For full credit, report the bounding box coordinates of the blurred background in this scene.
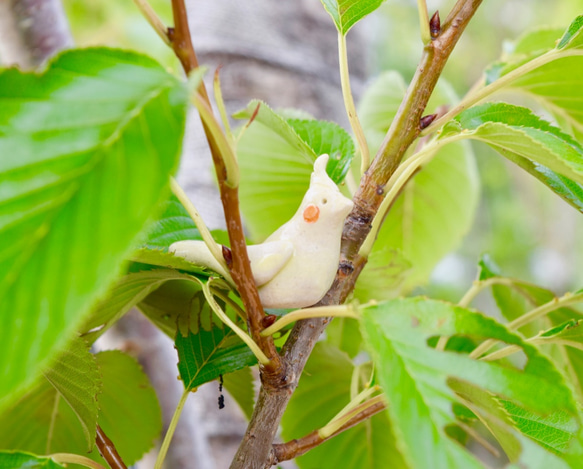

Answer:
[1,0,581,467]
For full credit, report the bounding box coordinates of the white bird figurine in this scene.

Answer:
[169,154,354,309]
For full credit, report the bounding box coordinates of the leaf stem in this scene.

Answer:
[205,282,270,365]
[155,389,190,469]
[319,394,385,439]
[338,32,369,174]
[191,93,239,188]
[50,454,107,469]
[470,291,583,359]
[214,68,234,145]
[170,178,234,284]
[417,0,431,45]
[260,304,360,337]
[422,48,583,136]
[319,385,381,439]
[132,0,171,46]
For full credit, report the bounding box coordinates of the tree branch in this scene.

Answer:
[231,1,484,467]
[169,0,281,373]
[270,399,386,464]
[96,425,127,469]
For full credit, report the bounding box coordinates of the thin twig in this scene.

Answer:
[96,425,127,469]
[270,399,387,464]
[169,0,281,373]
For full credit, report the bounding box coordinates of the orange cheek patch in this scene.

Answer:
[303,204,320,223]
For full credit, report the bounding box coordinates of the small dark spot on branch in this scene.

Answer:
[167,27,175,42]
[222,245,233,268]
[430,11,441,39]
[420,113,438,130]
[376,185,384,195]
[338,262,354,276]
[262,314,277,329]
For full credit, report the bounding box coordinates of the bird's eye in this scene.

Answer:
[322,198,328,205]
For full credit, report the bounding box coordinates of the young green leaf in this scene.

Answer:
[282,343,407,469]
[235,101,354,241]
[0,47,187,404]
[319,0,386,35]
[557,15,583,50]
[356,72,479,293]
[361,298,581,468]
[0,452,66,469]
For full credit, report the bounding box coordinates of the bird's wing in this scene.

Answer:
[248,240,294,286]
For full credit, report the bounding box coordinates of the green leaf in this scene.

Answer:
[0,344,99,458]
[485,18,583,139]
[477,256,583,403]
[0,452,66,469]
[95,351,162,466]
[557,16,583,50]
[446,103,583,187]
[356,72,479,293]
[361,298,580,468]
[287,119,355,183]
[176,329,257,391]
[222,367,255,420]
[235,100,352,241]
[43,337,100,451]
[501,400,579,454]
[0,47,187,403]
[0,350,160,467]
[282,343,407,469]
[175,303,257,390]
[138,277,206,337]
[320,0,386,35]
[80,269,201,343]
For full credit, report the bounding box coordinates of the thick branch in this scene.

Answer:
[231,1,483,467]
[170,0,281,372]
[96,425,127,469]
[270,400,386,464]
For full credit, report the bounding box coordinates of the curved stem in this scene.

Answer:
[422,49,583,136]
[338,32,369,174]
[319,385,381,439]
[170,178,234,284]
[470,291,583,359]
[132,0,171,46]
[155,389,190,469]
[50,454,107,469]
[318,395,385,439]
[459,277,517,308]
[260,304,360,337]
[204,282,270,365]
